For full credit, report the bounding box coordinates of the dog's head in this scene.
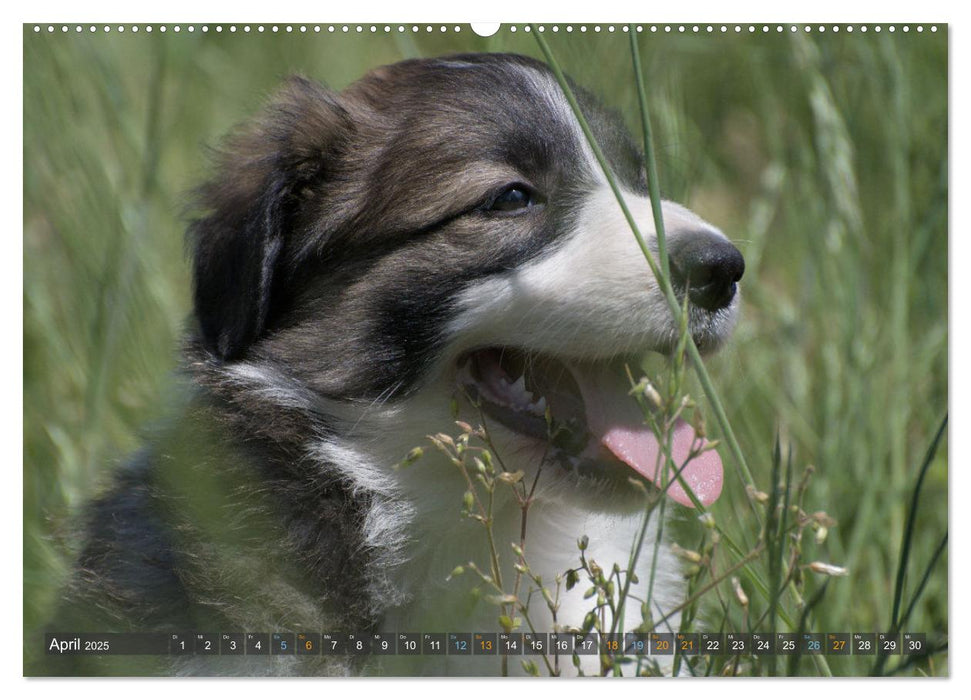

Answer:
[189,53,743,507]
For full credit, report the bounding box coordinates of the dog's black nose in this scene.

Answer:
[668,232,745,311]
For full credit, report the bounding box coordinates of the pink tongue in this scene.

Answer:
[571,364,723,508]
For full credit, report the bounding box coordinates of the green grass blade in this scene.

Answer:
[889,414,947,631]
[899,532,948,632]
[628,29,671,284]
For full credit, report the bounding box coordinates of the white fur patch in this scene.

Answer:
[450,186,738,359]
[324,364,689,675]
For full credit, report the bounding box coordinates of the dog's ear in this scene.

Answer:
[189,76,351,360]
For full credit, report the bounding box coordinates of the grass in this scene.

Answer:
[23,25,947,676]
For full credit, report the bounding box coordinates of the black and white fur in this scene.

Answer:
[47,53,743,676]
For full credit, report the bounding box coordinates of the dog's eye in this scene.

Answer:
[489,185,540,212]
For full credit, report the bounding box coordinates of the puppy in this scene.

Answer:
[47,53,743,676]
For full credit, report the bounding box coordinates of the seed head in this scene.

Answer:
[808,561,848,577]
[732,576,749,607]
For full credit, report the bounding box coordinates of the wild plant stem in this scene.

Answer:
[629,27,671,285]
[765,435,790,676]
[517,606,557,676]
[649,545,763,631]
[899,532,947,634]
[890,414,947,631]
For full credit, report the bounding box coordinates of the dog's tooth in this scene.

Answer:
[511,376,527,396]
[525,396,547,415]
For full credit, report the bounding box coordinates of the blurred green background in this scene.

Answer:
[24,24,947,675]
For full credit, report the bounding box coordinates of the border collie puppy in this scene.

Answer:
[51,53,743,676]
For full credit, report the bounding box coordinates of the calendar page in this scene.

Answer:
[23,20,948,679]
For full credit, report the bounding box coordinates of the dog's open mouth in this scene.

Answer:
[457,348,723,507]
